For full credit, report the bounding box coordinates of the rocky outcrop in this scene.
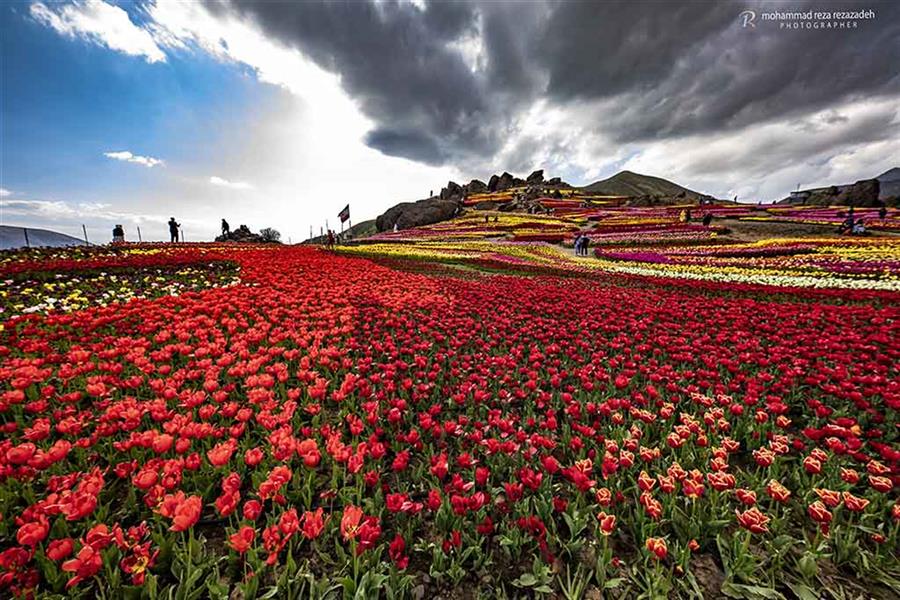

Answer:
[376,198,461,232]
[375,170,573,231]
[497,172,524,191]
[876,167,899,202]
[467,179,487,194]
[440,181,463,200]
[486,172,527,192]
[216,224,281,244]
[783,179,881,207]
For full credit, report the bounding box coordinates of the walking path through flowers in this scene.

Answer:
[0,243,898,598]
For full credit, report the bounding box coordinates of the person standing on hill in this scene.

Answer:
[221,219,230,236]
[326,230,335,250]
[168,217,180,243]
[112,224,125,243]
[702,213,713,227]
[879,205,888,222]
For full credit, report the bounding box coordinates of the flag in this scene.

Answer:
[338,204,350,223]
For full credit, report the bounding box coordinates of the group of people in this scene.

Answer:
[836,206,893,235]
[837,207,868,235]
[111,219,177,243]
[573,233,591,256]
[112,218,182,243]
[678,209,714,227]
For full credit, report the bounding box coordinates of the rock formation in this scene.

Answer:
[526,170,544,185]
[375,198,461,232]
[467,179,488,194]
[440,181,463,200]
[215,224,280,244]
[375,169,573,231]
[783,179,881,207]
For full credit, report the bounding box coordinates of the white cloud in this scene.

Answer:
[0,188,11,197]
[446,13,486,75]
[139,1,457,240]
[104,150,164,168]
[618,97,900,201]
[23,1,458,241]
[0,196,204,242]
[30,0,167,63]
[1,197,164,223]
[476,92,900,202]
[210,176,253,190]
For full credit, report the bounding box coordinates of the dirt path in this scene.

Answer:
[716,218,899,242]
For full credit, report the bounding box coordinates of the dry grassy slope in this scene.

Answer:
[581,170,707,199]
[303,219,377,244]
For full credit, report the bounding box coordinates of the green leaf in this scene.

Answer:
[516,573,537,587]
[784,580,819,600]
[721,582,785,600]
[604,577,624,589]
[257,586,281,599]
[797,553,818,579]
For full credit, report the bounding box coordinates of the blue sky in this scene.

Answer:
[3,4,267,200]
[1,1,897,242]
[0,1,455,241]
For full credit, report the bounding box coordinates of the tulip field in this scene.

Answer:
[1,239,899,599]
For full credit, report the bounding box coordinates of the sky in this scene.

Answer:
[1,0,898,242]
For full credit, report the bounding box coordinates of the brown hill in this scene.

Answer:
[581,170,708,200]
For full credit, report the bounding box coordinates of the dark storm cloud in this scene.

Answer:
[213,0,499,164]
[535,2,737,100]
[593,0,900,142]
[213,0,900,165]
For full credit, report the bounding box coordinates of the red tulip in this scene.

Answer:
[736,507,770,534]
[645,537,667,560]
[807,501,832,524]
[47,538,74,561]
[301,507,326,540]
[340,505,364,540]
[228,526,256,554]
[389,534,409,569]
[735,489,757,506]
[766,480,791,503]
[597,511,616,536]
[62,545,103,588]
[842,492,869,512]
[170,495,202,532]
[16,519,49,547]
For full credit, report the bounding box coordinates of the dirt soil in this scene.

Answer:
[716,218,843,242]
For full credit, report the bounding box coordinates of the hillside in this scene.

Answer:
[303,219,377,244]
[581,170,707,199]
[0,225,89,250]
[877,167,900,200]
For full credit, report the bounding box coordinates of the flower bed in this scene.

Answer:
[1,261,240,319]
[0,244,898,599]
